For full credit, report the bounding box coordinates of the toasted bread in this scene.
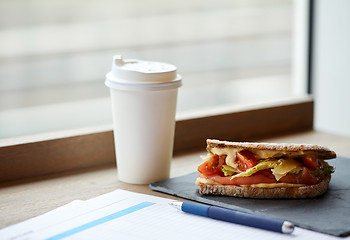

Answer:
[206,139,337,159]
[198,175,331,199]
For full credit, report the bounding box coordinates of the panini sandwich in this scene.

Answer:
[196,139,336,198]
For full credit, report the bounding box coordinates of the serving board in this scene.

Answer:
[150,157,350,237]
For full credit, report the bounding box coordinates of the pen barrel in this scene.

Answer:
[181,201,209,217]
[208,206,284,233]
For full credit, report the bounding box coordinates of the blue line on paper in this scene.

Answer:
[45,201,155,240]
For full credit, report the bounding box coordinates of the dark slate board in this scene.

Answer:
[150,157,350,237]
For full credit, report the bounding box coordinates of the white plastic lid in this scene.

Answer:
[105,55,182,91]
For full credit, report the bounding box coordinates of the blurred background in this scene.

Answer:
[0,0,349,139]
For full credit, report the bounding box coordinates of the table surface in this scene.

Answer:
[1,130,350,229]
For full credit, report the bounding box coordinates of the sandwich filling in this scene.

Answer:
[196,148,335,187]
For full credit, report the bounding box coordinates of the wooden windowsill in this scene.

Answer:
[1,94,350,229]
[0,96,315,183]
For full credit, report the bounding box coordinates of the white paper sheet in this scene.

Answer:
[0,189,345,240]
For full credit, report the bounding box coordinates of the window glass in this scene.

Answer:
[0,0,295,139]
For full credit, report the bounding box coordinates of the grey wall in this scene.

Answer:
[313,0,350,137]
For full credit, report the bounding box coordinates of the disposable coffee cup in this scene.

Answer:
[105,55,182,184]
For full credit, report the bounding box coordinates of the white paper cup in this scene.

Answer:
[105,55,182,184]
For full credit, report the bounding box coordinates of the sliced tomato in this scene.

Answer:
[258,169,276,179]
[235,150,257,171]
[302,156,323,170]
[279,167,319,185]
[199,173,277,185]
[199,167,320,186]
[197,154,225,176]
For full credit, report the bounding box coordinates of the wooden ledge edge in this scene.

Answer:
[174,96,314,152]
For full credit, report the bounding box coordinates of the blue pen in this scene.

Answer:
[169,201,294,234]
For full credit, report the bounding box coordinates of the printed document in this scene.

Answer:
[0,189,344,240]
